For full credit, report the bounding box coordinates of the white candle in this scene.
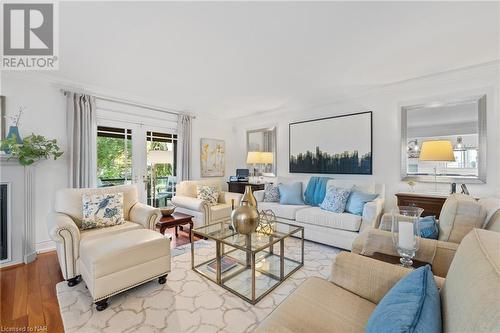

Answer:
[399,221,414,250]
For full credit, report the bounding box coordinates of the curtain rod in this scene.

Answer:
[60,89,195,119]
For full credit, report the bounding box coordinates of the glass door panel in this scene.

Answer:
[97,126,133,187]
[146,130,178,207]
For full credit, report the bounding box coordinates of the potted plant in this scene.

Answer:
[1,133,63,166]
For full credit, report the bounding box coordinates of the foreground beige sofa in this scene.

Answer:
[256,228,500,333]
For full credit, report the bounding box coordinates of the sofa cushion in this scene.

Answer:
[210,203,231,221]
[79,229,169,279]
[258,202,310,220]
[177,179,222,198]
[263,183,280,202]
[441,229,500,332]
[365,265,441,333]
[81,192,125,230]
[279,182,305,205]
[80,221,143,241]
[296,207,362,231]
[319,186,351,213]
[55,185,138,227]
[255,277,375,333]
[196,185,219,205]
[345,189,378,216]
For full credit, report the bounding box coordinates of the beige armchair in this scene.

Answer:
[256,229,500,333]
[47,185,161,285]
[172,179,242,227]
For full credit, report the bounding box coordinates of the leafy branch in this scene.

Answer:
[1,134,64,166]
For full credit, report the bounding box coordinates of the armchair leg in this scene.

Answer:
[95,298,108,311]
[158,274,168,284]
[67,275,81,287]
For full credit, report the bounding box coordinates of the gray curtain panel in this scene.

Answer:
[66,93,97,188]
[178,114,192,181]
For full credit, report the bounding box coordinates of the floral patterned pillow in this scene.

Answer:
[319,186,351,213]
[263,183,280,202]
[196,185,219,205]
[81,193,125,230]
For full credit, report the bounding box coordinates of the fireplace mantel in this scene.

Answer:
[0,155,37,266]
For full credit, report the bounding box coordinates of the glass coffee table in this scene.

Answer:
[191,220,304,304]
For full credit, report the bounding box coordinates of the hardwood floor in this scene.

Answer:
[0,226,196,333]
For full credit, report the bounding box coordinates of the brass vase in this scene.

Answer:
[231,201,259,235]
[240,185,257,209]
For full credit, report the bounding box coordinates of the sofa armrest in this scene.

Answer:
[46,212,80,280]
[129,202,161,229]
[352,229,459,278]
[360,197,385,231]
[330,252,412,304]
[219,191,243,205]
[254,190,265,202]
[172,195,208,212]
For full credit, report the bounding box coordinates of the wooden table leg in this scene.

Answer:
[159,226,166,235]
[175,226,179,237]
[189,221,193,243]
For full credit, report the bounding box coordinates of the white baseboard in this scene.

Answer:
[36,240,56,253]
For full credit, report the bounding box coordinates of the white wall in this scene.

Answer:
[190,114,235,189]
[231,62,500,209]
[0,72,234,250]
[1,72,68,252]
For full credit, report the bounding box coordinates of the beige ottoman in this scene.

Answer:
[78,229,171,311]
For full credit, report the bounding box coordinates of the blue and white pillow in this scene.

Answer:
[319,186,351,213]
[420,216,439,239]
[263,183,280,202]
[82,193,124,230]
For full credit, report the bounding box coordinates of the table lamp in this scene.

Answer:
[148,150,173,207]
[246,151,262,176]
[419,140,455,192]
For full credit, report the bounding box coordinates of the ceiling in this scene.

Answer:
[42,1,500,118]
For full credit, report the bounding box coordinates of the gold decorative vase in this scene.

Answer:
[240,185,257,208]
[231,201,259,235]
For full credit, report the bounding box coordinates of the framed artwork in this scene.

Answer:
[200,138,225,177]
[289,111,372,174]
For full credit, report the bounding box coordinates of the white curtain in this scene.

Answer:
[66,93,97,188]
[178,114,192,181]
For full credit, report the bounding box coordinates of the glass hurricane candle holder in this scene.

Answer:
[391,206,423,268]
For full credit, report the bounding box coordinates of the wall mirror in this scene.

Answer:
[246,126,277,176]
[401,94,486,183]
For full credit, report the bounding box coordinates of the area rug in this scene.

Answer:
[56,239,340,333]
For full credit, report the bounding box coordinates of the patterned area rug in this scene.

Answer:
[56,239,340,333]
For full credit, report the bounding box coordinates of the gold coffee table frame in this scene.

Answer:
[191,220,304,304]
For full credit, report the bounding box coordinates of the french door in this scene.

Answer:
[96,119,177,205]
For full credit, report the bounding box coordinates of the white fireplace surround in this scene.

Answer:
[0,156,37,267]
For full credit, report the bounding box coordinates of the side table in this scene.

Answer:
[156,212,194,241]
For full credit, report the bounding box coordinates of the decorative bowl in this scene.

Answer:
[160,205,176,216]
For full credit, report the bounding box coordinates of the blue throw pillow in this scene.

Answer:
[278,182,305,205]
[345,190,378,216]
[420,215,439,239]
[365,265,441,333]
[319,186,351,213]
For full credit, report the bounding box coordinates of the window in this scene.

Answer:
[97,126,132,187]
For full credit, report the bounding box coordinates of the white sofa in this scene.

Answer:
[172,179,243,228]
[255,178,385,250]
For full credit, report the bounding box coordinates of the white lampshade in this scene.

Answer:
[246,151,262,164]
[261,152,274,164]
[419,140,455,162]
[148,150,173,164]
